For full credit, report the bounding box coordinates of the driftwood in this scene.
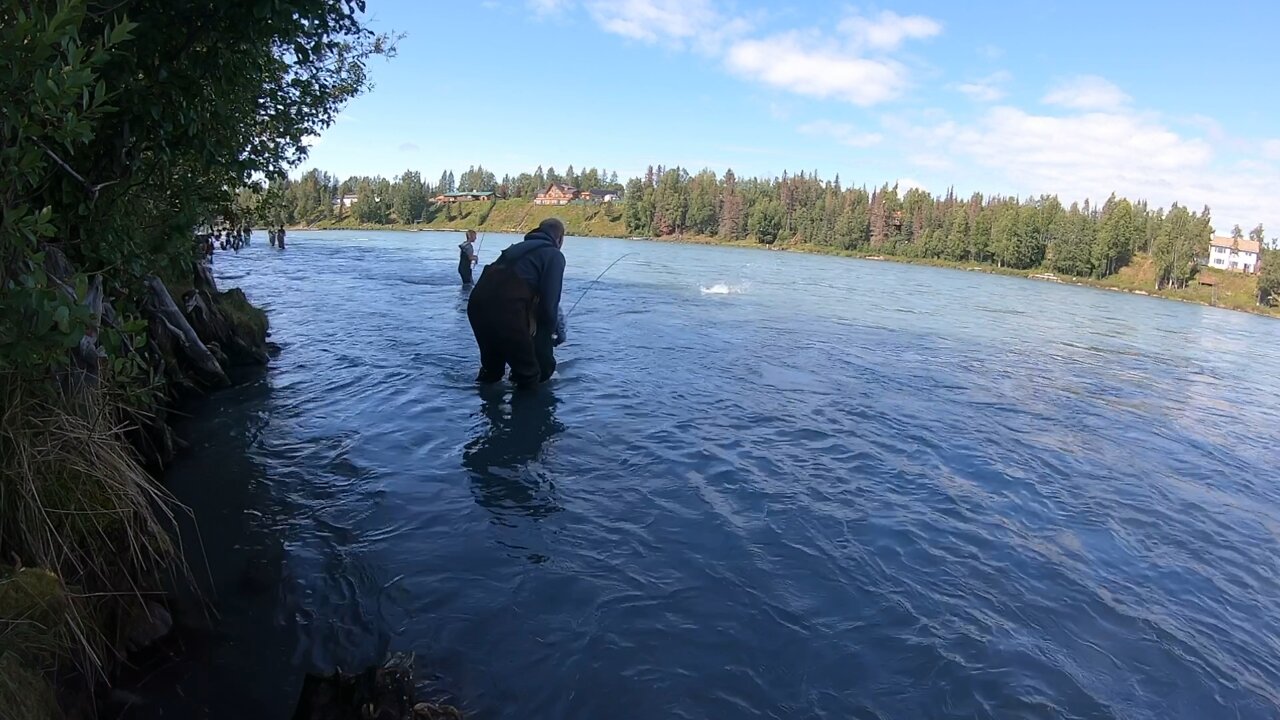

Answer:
[194,258,219,295]
[142,275,229,388]
[291,653,462,720]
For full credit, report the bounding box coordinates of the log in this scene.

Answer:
[194,259,219,295]
[142,275,228,388]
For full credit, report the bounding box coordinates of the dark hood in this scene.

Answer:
[497,230,559,264]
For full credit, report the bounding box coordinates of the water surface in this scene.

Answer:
[154,230,1280,719]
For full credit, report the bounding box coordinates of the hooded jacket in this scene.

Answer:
[493,229,566,332]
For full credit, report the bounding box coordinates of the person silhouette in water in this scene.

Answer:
[466,218,568,389]
[458,229,478,286]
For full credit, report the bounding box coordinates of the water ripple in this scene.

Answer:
[151,232,1280,720]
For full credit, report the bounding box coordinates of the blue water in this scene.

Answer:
[153,230,1280,719]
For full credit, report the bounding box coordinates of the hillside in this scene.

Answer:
[1085,254,1271,315]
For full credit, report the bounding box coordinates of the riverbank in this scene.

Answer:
[287,223,1280,320]
[0,253,272,719]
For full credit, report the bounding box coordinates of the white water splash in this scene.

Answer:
[700,282,749,295]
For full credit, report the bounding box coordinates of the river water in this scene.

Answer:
[149,230,1280,719]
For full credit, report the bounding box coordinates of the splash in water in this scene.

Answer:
[700,282,748,295]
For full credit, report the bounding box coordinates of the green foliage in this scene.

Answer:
[1153,205,1210,289]
[391,170,427,224]
[1,0,391,386]
[749,197,784,244]
[0,1,389,706]
[457,165,497,193]
[1093,196,1137,277]
[1258,247,1280,306]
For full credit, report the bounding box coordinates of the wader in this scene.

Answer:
[466,260,556,388]
[458,246,474,285]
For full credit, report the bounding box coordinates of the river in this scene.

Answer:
[145,230,1280,719]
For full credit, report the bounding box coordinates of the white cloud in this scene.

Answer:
[838,10,942,51]
[896,177,928,192]
[399,142,420,153]
[956,71,1011,102]
[528,0,572,15]
[585,0,722,46]
[1043,75,1131,111]
[896,104,1278,231]
[726,32,908,106]
[798,120,882,148]
[1263,139,1280,161]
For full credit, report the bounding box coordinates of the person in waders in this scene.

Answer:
[467,218,568,389]
[458,229,478,286]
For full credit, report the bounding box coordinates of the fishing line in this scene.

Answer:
[566,252,635,318]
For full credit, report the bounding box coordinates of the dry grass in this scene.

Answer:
[0,373,190,711]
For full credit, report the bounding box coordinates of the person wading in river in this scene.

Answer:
[458,229,478,286]
[466,218,568,389]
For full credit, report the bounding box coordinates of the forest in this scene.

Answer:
[265,164,1274,294]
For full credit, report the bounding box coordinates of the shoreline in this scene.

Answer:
[284,225,1280,321]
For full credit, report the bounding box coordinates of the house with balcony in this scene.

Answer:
[533,183,578,205]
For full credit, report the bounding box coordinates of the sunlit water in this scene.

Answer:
[146,230,1280,719]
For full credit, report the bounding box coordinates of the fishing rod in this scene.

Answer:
[566,252,634,318]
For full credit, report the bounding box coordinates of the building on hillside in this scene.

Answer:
[433,191,495,204]
[533,183,578,205]
[332,194,359,210]
[584,188,622,203]
[1208,236,1261,273]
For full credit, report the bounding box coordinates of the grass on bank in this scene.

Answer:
[0,568,74,720]
[0,376,186,718]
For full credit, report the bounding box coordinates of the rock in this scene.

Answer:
[414,703,464,720]
[291,652,460,720]
[125,600,172,653]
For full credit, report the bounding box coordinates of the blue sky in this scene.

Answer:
[300,0,1280,233]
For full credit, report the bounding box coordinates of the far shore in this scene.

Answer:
[282,224,1280,321]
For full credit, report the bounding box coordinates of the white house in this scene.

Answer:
[332,194,359,210]
[1208,236,1261,273]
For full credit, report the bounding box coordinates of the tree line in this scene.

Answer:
[622,166,1273,290]
[263,164,625,226]
[262,163,1272,293]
